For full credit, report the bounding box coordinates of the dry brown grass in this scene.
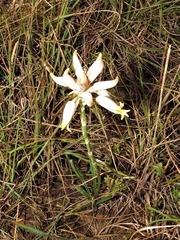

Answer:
[0,0,179,239]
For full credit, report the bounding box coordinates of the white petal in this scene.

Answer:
[96,96,130,119]
[50,72,67,86]
[97,89,110,97]
[92,76,119,91]
[80,92,93,107]
[87,87,110,97]
[60,98,79,131]
[63,68,77,90]
[50,68,77,90]
[73,50,87,85]
[87,53,104,82]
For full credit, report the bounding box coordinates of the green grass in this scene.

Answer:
[0,0,179,239]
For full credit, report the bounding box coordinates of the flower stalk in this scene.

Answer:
[80,100,100,197]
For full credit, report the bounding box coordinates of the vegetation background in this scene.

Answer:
[0,0,179,239]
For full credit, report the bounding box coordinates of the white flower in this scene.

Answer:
[45,50,130,131]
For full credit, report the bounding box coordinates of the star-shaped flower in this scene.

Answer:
[45,50,130,131]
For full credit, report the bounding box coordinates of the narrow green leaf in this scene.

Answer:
[15,223,49,237]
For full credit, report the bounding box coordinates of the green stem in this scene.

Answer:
[80,100,100,197]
